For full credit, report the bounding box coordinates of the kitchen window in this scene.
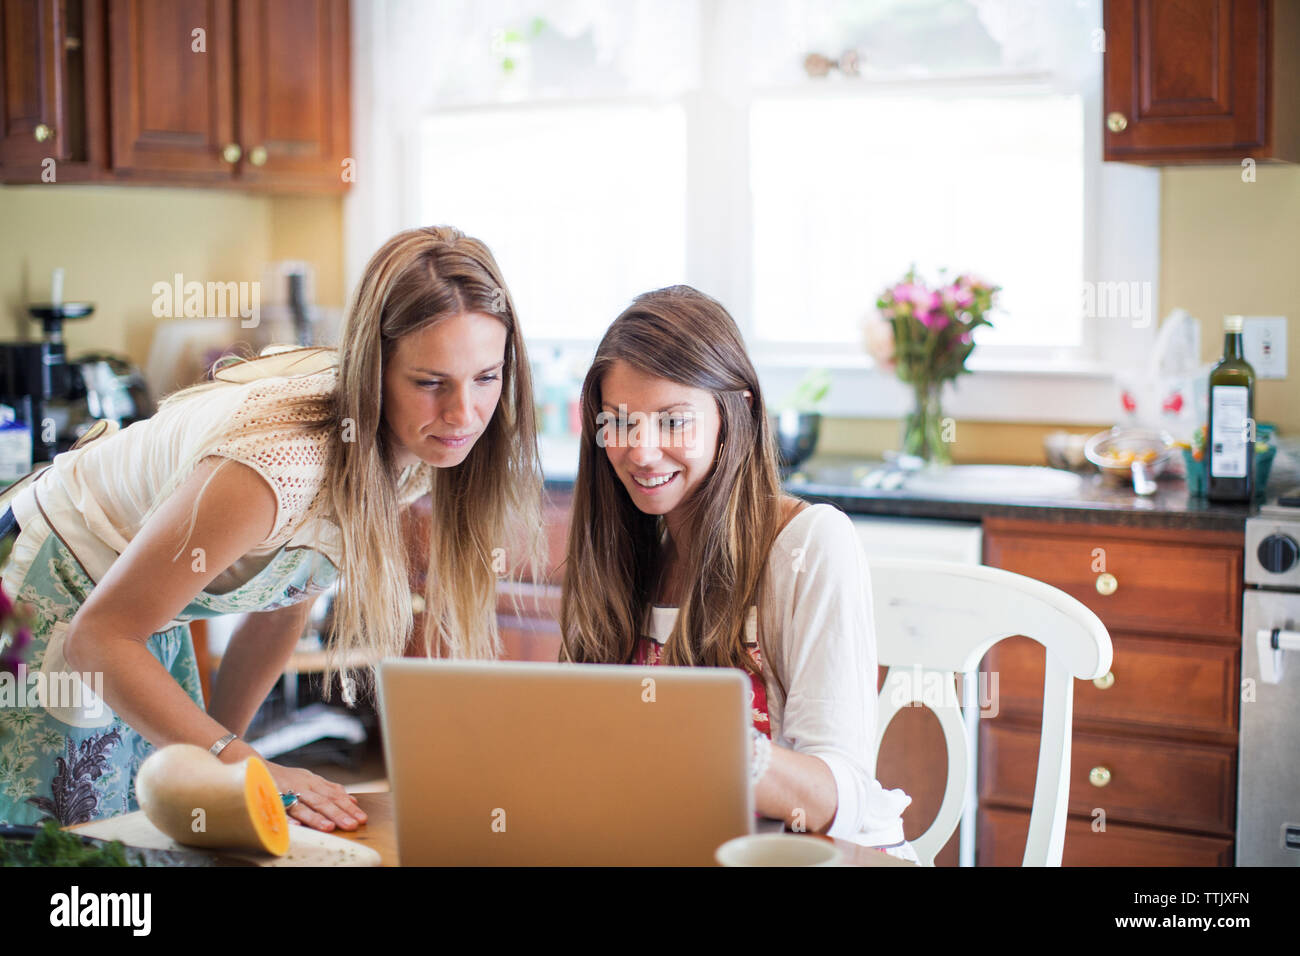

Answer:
[349,0,1158,422]
[417,104,687,342]
[749,90,1085,351]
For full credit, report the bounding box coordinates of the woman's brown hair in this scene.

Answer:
[154,226,543,694]
[559,285,786,691]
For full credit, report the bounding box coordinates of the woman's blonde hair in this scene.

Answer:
[559,285,787,695]
[153,226,543,694]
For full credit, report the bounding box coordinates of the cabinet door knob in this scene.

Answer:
[1093,670,1115,690]
[1095,572,1118,595]
[1089,766,1112,788]
[1106,111,1128,133]
[34,123,54,143]
[249,145,268,167]
[221,142,242,164]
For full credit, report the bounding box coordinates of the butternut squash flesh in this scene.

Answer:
[135,744,291,857]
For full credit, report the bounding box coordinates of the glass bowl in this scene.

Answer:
[1084,427,1175,486]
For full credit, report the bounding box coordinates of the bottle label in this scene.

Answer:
[1210,385,1249,479]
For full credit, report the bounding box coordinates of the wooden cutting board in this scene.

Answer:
[75,811,381,867]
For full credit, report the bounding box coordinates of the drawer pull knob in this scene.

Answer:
[221,142,242,164]
[1093,670,1115,690]
[249,145,268,167]
[1106,111,1128,133]
[1089,766,1112,788]
[34,123,53,143]
[1095,572,1118,596]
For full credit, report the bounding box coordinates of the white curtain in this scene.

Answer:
[346,0,699,290]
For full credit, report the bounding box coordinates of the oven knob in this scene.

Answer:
[1258,534,1299,574]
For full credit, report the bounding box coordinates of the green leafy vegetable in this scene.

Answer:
[0,819,139,867]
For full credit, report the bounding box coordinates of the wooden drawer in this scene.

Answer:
[404,489,574,590]
[980,723,1236,836]
[496,581,562,620]
[500,620,562,662]
[497,581,562,661]
[983,520,1242,640]
[978,807,1234,866]
[983,634,1239,739]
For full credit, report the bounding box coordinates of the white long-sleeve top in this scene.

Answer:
[645,502,912,846]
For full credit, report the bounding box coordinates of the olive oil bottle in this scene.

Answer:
[1206,315,1256,502]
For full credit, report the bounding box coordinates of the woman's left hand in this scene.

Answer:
[266,762,368,832]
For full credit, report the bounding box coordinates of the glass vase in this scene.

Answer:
[901,380,951,466]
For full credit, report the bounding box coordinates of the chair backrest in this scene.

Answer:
[867,558,1112,866]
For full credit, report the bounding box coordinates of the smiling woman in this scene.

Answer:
[0,226,543,834]
[598,366,721,516]
[561,285,916,860]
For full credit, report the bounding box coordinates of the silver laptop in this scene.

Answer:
[378,659,755,865]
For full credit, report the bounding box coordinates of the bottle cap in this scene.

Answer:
[1224,314,1244,332]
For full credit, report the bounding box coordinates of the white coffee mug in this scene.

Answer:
[715,833,842,867]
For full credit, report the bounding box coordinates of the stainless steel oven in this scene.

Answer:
[1238,488,1300,865]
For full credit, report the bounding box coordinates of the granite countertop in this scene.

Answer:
[540,441,1257,533]
[782,457,1254,533]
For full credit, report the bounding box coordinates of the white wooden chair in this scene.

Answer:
[867,558,1113,867]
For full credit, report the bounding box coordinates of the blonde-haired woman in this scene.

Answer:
[560,285,917,861]
[0,226,541,832]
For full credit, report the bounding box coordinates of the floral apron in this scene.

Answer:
[0,468,337,827]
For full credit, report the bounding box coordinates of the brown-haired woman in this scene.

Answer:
[0,226,542,832]
[560,285,916,861]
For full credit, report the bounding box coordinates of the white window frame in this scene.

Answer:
[348,0,1160,425]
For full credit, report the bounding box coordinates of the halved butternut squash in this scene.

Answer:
[135,744,290,856]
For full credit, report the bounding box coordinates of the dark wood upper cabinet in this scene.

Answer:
[108,0,236,181]
[235,0,348,190]
[0,0,108,179]
[0,0,68,166]
[1104,0,1300,164]
[0,0,349,190]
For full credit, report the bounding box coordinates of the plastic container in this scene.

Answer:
[1181,447,1207,497]
[0,404,31,485]
[1256,443,1276,499]
[1084,427,1175,486]
[1183,440,1275,499]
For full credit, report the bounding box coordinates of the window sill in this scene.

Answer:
[751,348,1114,378]
[755,358,1118,425]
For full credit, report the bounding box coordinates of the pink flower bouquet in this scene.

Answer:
[871,269,999,386]
[868,268,1000,463]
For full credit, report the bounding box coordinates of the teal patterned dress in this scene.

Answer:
[0,522,337,827]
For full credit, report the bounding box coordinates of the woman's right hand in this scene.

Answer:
[265,761,368,832]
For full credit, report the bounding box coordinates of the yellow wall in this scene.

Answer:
[1160,164,1300,436]
[0,186,344,374]
[815,417,1104,465]
[269,195,347,308]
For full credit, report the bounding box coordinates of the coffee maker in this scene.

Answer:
[0,269,97,464]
